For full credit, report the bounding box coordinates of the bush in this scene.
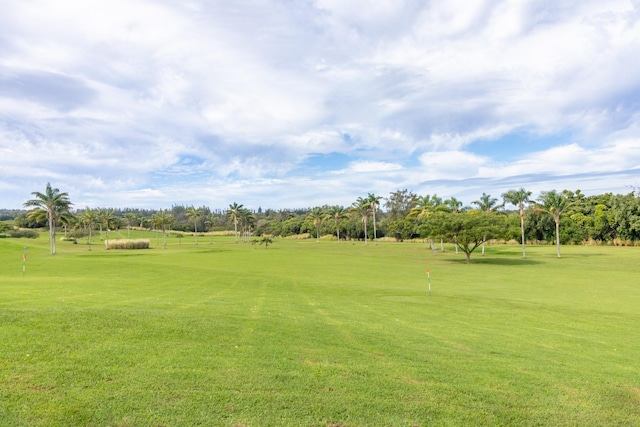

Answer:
[106,239,150,250]
[8,229,40,239]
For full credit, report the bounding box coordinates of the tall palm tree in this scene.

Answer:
[410,194,442,250]
[325,205,349,242]
[186,206,203,245]
[79,207,97,250]
[228,203,244,243]
[308,207,325,242]
[151,210,174,249]
[351,197,370,244]
[98,210,116,246]
[239,208,255,242]
[23,183,73,255]
[367,193,382,244]
[409,194,442,219]
[444,197,464,214]
[472,193,501,255]
[123,212,137,238]
[502,188,532,258]
[536,190,571,258]
[205,213,217,244]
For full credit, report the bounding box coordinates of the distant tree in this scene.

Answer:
[384,189,418,221]
[351,197,370,243]
[151,211,174,249]
[227,203,244,243]
[472,193,501,255]
[502,188,532,258]
[427,210,505,263]
[123,212,137,238]
[536,190,571,258]
[186,206,203,245]
[410,194,443,219]
[367,193,382,244]
[98,210,116,246]
[325,205,349,242]
[79,208,97,250]
[239,208,256,242]
[23,183,73,255]
[611,192,640,241]
[307,207,325,242]
[444,197,464,213]
[259,236,273,249]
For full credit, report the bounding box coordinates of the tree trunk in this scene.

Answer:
[555,217,561,258]
[372,210,377,244]
[520,209,526,258]
[49,212,55,255]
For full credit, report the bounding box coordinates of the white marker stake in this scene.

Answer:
[426,268,431,297]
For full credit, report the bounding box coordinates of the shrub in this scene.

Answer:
[283,233,312,240]
[8,229,40,239]
[106,239,150,250]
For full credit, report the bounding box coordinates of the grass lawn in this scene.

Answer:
[1,232,639,426]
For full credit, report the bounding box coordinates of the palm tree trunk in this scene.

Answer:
[555,217,561,258]
[520,210,526,258]
[49,212,55,255]
[372,210,377,244]
[363,217,368,244]
[234,218,238,243]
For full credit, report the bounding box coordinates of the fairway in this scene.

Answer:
[1,234,639,426]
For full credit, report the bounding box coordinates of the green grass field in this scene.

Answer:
[1,232,639,426]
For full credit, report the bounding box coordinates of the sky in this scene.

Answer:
[1,0,639,211]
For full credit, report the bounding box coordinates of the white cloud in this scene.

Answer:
[1,0,639,208]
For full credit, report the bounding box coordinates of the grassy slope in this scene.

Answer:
[1,233,639,426]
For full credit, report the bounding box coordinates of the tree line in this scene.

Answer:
[4,183,640,258]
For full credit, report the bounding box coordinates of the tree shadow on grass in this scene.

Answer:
[444,257,543,266]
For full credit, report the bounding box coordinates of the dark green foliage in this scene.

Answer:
[3,229,40,239]
[425,210,506,263]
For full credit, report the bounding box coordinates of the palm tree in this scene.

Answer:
[151,210,174,249]
[409,194,442,219]
[410,194,442,250]
[227,203,244,243]
[536,190,571,258]
[79,207,97,250]
[239,208,255,242]
[186,206,203,245]
[98,210,116,246]
[123,212,137,238]
[23,183,73,255]
[472,193,501,255]
[308,207,324,242]
[351,197,370,244]
[443,197,462,214]
[367,193,382,244]
[205,213,217,244]
[502,188,532,258]
[325,205,349,242]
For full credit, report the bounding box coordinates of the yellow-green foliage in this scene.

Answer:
[106,239,150,250]
[283,233,311,239]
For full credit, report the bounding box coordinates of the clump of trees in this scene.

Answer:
[11,184,640,260]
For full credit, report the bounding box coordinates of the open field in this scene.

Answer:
[1,232,639,426]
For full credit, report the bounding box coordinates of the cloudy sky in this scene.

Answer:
[1,0,639,210]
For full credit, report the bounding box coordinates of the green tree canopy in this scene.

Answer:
[23,183,73,255]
